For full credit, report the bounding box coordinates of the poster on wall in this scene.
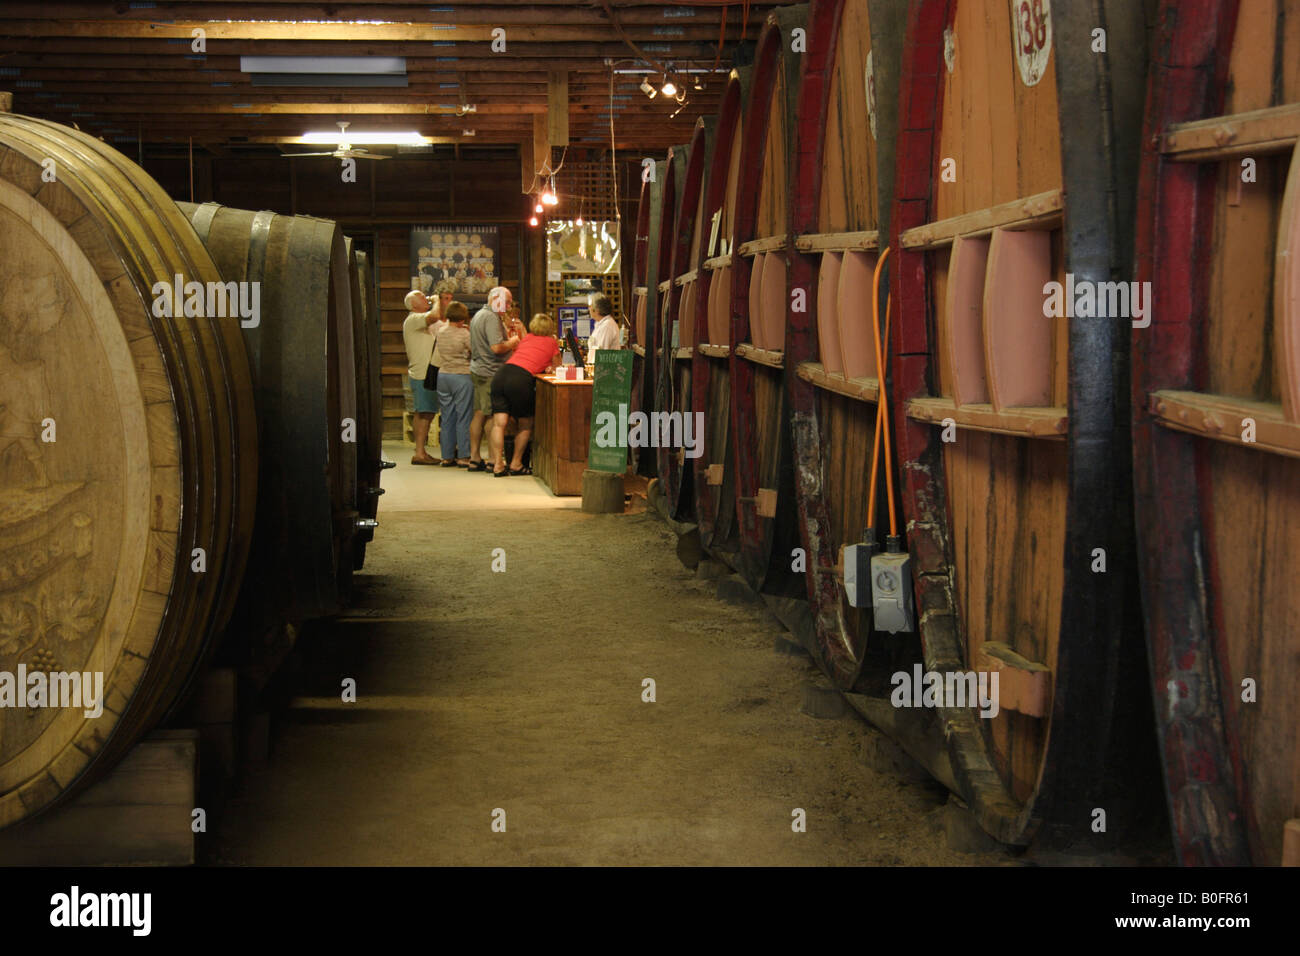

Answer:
[410,224,500,304]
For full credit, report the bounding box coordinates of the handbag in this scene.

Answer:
[423,330,441,390]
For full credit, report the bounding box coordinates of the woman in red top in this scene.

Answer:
[489,313,561,476]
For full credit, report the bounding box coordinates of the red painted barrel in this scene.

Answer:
[1133,0,1300,866]
[787,0,897,688]
[728,5,809,593]
[689,67,753,554]
[630,163,669,478]
[889,0,1154,847]
[656,131,709,520]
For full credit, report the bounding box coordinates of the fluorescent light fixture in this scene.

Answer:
[299,130,426,145]
[241,56,406,75]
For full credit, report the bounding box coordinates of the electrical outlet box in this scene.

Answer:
[871,551,915,633]
[843,543,874,608]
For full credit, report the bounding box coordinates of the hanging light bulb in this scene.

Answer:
[576,214,584,226]
[542,177,559,206]
[529,215,539,227]
[535,201,543,213]
[661,73,677,98]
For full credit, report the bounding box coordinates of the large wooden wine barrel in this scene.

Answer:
[1133,0,1300,865]
[728,5,807,594]
[889,0,1153,846]
[177,201,359,627]
[651,142,691,514]
[629,163,668,478]
[0,114,257,829]
[690,66,753,555]
[787,0,907,688]
[656,119,717,521]
[346,239,384,571]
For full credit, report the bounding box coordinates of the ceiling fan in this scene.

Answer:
[283,121,390,160]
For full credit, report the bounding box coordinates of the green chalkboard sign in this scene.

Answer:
[587,349,634,472]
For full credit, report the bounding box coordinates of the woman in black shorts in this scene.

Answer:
[489,313,560,476]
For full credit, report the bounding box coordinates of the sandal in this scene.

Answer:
[439,460,458,468]
[466,461,487,472]
[492,467,509,478]
[456,459,472,468]
[411,456,441,466]
[508,466,530,476]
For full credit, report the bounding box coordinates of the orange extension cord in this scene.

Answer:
[866,247,898,540]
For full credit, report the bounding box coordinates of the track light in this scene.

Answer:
[693,75,704,91]
[640,79,657,99]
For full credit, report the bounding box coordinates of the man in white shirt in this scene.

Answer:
[586,294,622,359]
[402,282,454,464]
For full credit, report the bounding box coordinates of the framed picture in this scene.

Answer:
[410,224,499,304]
[562,274,605,303]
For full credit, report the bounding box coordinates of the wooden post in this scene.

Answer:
[533,114,550,178]
[547,70,569,147]
[520,137,533,194]
[0,92,11,113]
[581,468,625,512]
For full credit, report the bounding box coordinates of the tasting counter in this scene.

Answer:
[531,373,593,496]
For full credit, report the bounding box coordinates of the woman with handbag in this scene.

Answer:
[432,301,475,467]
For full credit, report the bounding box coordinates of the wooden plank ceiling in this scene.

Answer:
[0,1,781,179]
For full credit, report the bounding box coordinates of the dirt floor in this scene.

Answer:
[210,459,1011,866]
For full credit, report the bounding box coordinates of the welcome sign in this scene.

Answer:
[587,349,634,473]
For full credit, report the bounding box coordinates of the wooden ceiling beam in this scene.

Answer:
[0,54,729,73]
[0,4,777,27]
[0,19,750,42]
[4,38,723,58]
[547,70,568,148]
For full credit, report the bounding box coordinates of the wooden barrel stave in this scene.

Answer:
[0,115,255,828]
[653,144,691,513]
[729,7,811,594]
[178,201,359,627]
[787,0,897,688]
[2,120,255,734]
[691,67,753,554]
[890,0,1153,846]
[1134,0,1300,865]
